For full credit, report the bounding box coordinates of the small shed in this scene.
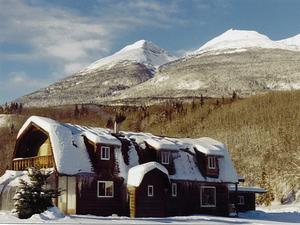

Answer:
[229,185,266,212]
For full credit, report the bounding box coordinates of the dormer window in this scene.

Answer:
[100,146,110,160]
[161,151,170,165]
[208,156,216,169]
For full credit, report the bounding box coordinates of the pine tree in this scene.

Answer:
[74,104,80,118]
[200,94,204,107]
[232,91,237,101]
[13,168,60,219]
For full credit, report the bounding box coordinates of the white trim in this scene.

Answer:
[100,146,110,160]
[97,181,114,198]
[147,185,154,197]
[161,151,170,165]
[238,195,245,205]
[172,183,177,197]
[208,156,216,169]
[200,186,216,207]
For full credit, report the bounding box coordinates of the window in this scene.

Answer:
[171,183,177,197]
[147,185,154,197]
[97,181,114,198]
[100,146,110,160]
[238,195,245,205]
[208,156,216,169]
[201,186,216,207]
[161,151,170,165]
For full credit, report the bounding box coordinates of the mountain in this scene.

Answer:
[84,40,177,72]
[192,29,300,54]
[16,40,176,107]
[106,48,300,104]
[16,29,300,107]
[277,34,300,51]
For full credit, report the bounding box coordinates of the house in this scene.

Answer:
[0,116,265,217]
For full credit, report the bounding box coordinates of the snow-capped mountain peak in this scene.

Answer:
[191,29,300,55]
[277,34,300,50]
[85,40,177,72]
[193,29,280,54]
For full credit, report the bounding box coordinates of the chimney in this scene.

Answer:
[114,121,118,134]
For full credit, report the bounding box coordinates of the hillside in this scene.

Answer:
[1,90,299,203]
[110,48,300,103]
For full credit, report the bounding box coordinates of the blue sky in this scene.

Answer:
[1,0,300,104]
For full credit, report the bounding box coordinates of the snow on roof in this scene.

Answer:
[122,132,238,183]
[145,137,179,151]
[170,151,205,181]
[17,116,119,175]
[63,124,121,146]
[0,170,28,192]
[180,137,225,156]
[228,185,266,193]
[17,116,238,183]
[127,162,169,187]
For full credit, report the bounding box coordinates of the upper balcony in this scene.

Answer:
[12,155,54,171]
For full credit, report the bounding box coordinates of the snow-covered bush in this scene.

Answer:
[13,168,60,219]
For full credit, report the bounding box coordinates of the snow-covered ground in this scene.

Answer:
[0,204,299,225]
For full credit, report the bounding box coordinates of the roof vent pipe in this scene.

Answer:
[114,121,118,134]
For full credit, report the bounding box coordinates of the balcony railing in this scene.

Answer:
[12,155,54,171]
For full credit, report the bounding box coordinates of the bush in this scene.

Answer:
[13,168,61,219]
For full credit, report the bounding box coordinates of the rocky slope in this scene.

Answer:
[16,29,300,107]
[108,48,300,104]
[17,40,176,107]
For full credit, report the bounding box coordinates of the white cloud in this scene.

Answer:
[4,72,49,89]
[0,0,183,70]
[0,0,186,103]
[64,63,86,75]
[0,72,51,103]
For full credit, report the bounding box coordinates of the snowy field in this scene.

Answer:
[0,204,299,225]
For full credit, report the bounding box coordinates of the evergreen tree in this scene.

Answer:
[232,91,237,101]
[106,117,114,129]
[200,94,204,107]
[13,168,60,219]
[74,104,80,118]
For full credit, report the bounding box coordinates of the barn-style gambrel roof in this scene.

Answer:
[16,116,238,183]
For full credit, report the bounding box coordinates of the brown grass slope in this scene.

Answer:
[0,90,299,202]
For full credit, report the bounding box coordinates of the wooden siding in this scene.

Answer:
[12,155,54,170]
[134,169,170,217]
[76,175,127,216]
[229,192,256,212]
[166,181,229,216]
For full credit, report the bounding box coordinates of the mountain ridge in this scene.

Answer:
[15,29,300,107]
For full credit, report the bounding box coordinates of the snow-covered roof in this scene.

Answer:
[17,116,238,183]
[17,116,120,175]
[145,137,179,151]
[228,185,266,193]
[181,137,226,156]
[122,133,238,183]
[127,162,169,187]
